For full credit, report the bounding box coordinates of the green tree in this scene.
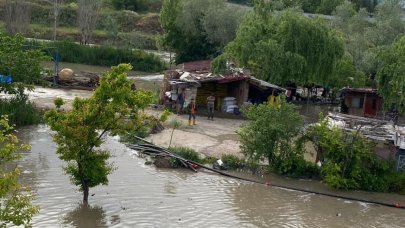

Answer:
[306,115,401,191]
[45,64,153,203]
[239,101,313,176]
[0,33,46,94]
[223,4,344,87]
[160,0,247,63]
[0,116,38,226]
[316,0,344,14]
[376,36,405,113]
[112,0,161,12]
[332,0,405,79]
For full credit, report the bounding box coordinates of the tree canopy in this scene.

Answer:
[223,3,344,87]
[331,0,405,80]
[0,116,38,226]
[159,0,248,63]
[45,64,154,203]
[0,33,46,94]
[376,36,405,113]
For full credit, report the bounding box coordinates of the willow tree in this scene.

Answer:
[376,36,405,114]
[223,1,344,87]
[45,64,153,203]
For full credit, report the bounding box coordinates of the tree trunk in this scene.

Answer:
[83,183,89,204]
[168,128,175,148]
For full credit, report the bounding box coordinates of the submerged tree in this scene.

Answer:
[0,116,38,226]
[45,64,153,203]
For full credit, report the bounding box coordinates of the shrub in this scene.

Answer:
[0,98,41,126]
[307,115,405,193]
[221,154,245,169]
[239,101,316,177]
[168,146,203,167]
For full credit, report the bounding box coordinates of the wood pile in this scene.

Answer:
[44,72,99,90]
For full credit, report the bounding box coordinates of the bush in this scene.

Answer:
[168,147,203,167]
[0,98,41,126]
[221,154,245,169]
[49,41,166,72]
[239,101,317,177]
[308,115,405,193]
[118,32,157,50]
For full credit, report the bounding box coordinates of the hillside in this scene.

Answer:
[0,0,163,49]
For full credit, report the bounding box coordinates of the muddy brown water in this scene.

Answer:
[16,125,405,227]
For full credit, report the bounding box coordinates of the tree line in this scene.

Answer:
[160,0,405,113]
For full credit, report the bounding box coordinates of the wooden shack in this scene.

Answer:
[340,88,383,118]
[160,60,284,112]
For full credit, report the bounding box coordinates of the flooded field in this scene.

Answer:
[16,125,405,228]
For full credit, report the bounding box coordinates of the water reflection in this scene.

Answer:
[63,203,111,228]
[14,125,405,227]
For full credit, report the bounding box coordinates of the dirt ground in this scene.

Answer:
[28,87,246,158]
[147,110,245,158]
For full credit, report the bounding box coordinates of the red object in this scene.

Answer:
[191,164,199,169]
[395,202,401,208]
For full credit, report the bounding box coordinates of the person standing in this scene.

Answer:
[187,98,197,126]
[207,93,215,120]
[177,89,185,115]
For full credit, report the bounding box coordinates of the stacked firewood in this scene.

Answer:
[44,71,99,89]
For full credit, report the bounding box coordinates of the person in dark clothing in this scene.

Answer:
[177,89,185,115]
[207,93,215,120]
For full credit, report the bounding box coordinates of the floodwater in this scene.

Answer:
[16,125,405,227]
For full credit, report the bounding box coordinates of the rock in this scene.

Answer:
[153,155,172,168]
[59,68,74,81]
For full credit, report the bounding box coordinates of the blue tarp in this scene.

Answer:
[0,75,12,84]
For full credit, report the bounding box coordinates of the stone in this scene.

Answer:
[59,68,74,81]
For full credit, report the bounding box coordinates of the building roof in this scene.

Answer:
[341,87,378,93]
[170,60,285,92]
[176,60,212,73]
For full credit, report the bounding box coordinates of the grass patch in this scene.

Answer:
[0,98,42,126]
[168,147,204,168]
[221,154,246,169]
[48,41,165,72]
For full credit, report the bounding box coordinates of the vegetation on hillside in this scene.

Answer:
[160,0,249,63]
[376,36,405,114]
[48,41,166,72]
[0,0,163,49]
